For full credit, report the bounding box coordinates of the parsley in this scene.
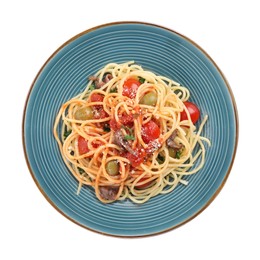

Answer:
[89,84,95,91]
[109,87,117,93]
[63,127,72,140]
[138,77,145,84]
[176,150,181,159]
[121,125,135,141]
[124,135,135,141]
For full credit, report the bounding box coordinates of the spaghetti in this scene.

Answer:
[53,61,210,204]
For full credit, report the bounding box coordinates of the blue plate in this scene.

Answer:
[23,22,238,237]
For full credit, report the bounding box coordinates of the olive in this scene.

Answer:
[105,160,119,176]
[74,106,93,120]
[140,92,157,106]
[168,147,176,158]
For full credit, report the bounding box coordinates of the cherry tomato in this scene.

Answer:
[90,93,105,111]
[90,93,104,103]
[93,108,108,119]
[90,94,108,119]
[92,142,101,148]
[126,148,146,168]
[136,178,152,189]
[119,112,134,127]
[141,120,160,144]
[180,101,200,124]
[122,78,141,99]
[78,136,89,155]
[109,118,120,131]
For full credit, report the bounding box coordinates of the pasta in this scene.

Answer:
[53,61,210,204]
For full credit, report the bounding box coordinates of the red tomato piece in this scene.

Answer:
[136,178,152,189]
[118,112,134,126]
[126,148,146,168]
[109,118,120,131]
[122,78,141,99]
[90,93,104,103]
[141,120,160,144]
[92,142,101,148]
[90,93,108,119]
[94,108,108,119]
[78,136,89,155]
[90,93,104,111]
[99,108,108,119]
[180,101,200,124]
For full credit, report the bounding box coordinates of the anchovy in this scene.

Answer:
[166,129,183,149]
[114,130,136,155]
[99,186,119,200]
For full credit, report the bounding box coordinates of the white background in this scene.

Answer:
[1,0,259,259]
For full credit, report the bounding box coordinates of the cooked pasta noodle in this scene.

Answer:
[53,61,210,204]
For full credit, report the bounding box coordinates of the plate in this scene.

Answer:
[23,22,238,237]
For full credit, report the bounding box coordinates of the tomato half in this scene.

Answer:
[136,178,152,189]
[126,148,146,168]
[180,101,200,124]
[109,118,120,131]
[122,78,141,99]
[141,120,160,144]
[90,93,104,103]
[93,108,108,119]
[78,136,89,155]
[118,112,134,127]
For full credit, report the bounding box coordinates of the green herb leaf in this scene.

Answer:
[121,125,135,140]
[176,150,181,159]
[64,128,72,140]
[109,87,117,93]
[138,77,145,84]
[89,84,95,91]
[124,135,135,141]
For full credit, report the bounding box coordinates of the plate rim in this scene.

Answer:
[22,21,239,238]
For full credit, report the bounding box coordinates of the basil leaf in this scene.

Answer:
[176,150,181,159]
[138,77,145,84]
[64,128,72,140]
[124,135,135,141]
[89,84,95,91]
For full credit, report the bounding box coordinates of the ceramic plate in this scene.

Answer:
[23,22,238,237]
